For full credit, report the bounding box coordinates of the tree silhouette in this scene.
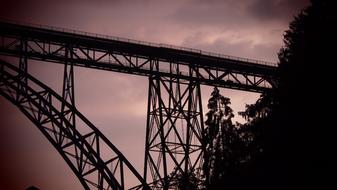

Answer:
[236,1,337,189]
[275,0,336,188]
[202,2,337,189]
[170,168,200,190]
[202,87,253,189]
[200,1,337,189]
[26,186,40,190]
[238,93,274,122]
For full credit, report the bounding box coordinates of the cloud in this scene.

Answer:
[180,27,283,62]
[171,0,247,28]
[170,0,309,26]
[164,0,309,62]
[0,0,309,63]
[247,0,310,22]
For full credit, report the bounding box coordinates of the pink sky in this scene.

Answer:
[0,0,309,189]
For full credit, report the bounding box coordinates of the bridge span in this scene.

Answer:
[0,21,279,190]
[0,21,278,93]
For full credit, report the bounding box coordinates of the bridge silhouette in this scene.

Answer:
[0,21,279,190]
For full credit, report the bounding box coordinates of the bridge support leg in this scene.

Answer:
[17,38,27,101]
[62,45,75,107]
[144,62,205,189]
[60,45,76,143]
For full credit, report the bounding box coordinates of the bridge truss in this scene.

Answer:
[0,22,279,189]
[0,60,150,190]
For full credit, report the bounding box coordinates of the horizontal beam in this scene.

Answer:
[0,21,279,93]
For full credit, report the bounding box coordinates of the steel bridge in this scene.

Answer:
[0,21,279,190]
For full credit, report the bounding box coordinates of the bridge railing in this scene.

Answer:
[1,19,277,66]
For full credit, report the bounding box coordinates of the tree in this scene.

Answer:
[238,93,274,122]
[276,0,336,188]
[170,168,200,190]
[202,1,337,189]
[237,1,337,189]
[202,87,250,189]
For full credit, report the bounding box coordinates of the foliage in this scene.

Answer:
[238,93,274,122]
[274,0,337,188]
[202,87,260,189]
[234,1,337,189]
[202,1,337,189]
[170,169,200,190]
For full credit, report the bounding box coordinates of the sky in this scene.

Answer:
[0,0,309,189]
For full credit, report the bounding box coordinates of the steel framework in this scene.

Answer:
[0,60,150,190]
[144,61,204,189]
[0,22,278,93]
[0,21,279,189]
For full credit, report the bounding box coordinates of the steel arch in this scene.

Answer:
[0,60,150,190]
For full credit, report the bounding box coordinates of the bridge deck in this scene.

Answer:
[0,21,279,93]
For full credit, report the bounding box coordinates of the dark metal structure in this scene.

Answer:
[0,21,279,189]
[0,22,278,93]
[0,60,150,190]
[144,74,204,189]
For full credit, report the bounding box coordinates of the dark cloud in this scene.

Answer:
[170,0,309,28]
[165,0,310,63]
[170,0,251,28]
[182,32,281,62]
[247,0,310,22]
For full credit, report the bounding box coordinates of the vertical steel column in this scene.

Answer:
[144,62,204,189]
[62,45,75,107]
[19,39,27,79]
[17,38,28,101]
[60,44,75,143]
[144,59,169,189]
